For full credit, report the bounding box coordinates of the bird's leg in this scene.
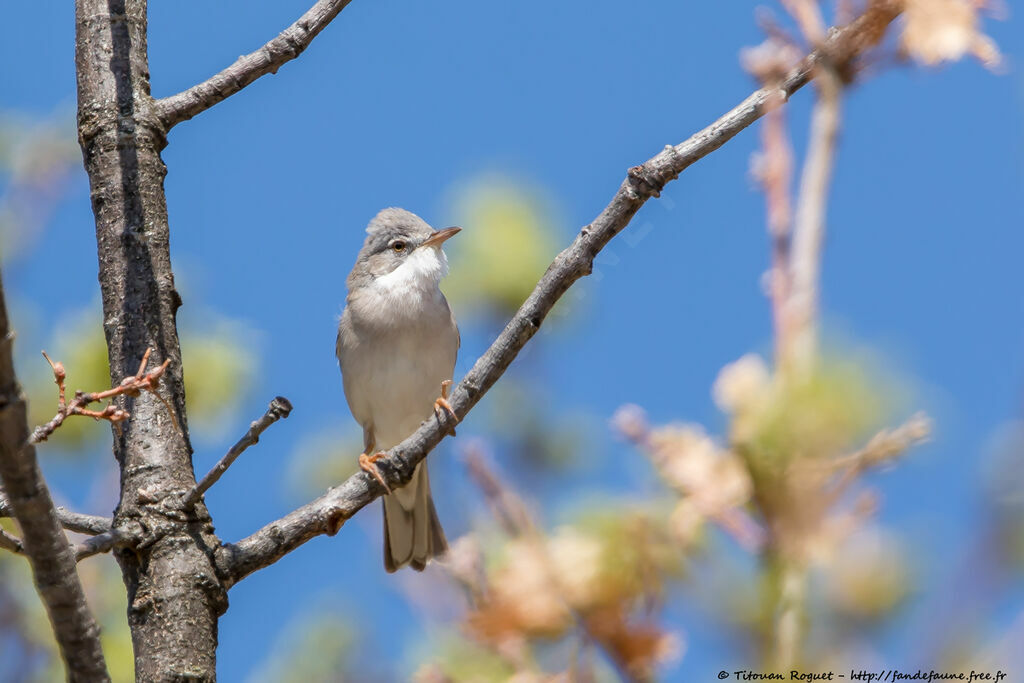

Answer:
[433,379,458,436]
[359,451,392,494]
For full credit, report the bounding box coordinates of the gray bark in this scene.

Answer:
[75,1,225,680]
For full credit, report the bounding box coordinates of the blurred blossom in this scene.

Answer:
[713,353,772,416]
[669,500,706,547]
[610,403,649,444]
[901,0,1001,68]
[484,539,571,636]
[647,424,753,511]
[736,358,887,472]
[584,608,684,680]
[824,528,910,619]
[547,527,604,610]
[741,38,802,82]
[443,534,487,599]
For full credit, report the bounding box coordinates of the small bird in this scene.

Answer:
[336,208,460,572]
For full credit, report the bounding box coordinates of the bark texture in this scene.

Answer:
[0,275,109,682]
[75,1,225,680]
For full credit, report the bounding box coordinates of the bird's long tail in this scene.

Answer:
[382,461,447,572]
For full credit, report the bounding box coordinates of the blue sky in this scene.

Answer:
[2,1,1022,680]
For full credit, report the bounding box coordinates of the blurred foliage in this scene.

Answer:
[822,527,911,621]
[249,606,356,683]
[287,426,364,496]
[415,635,520,682]
[443,176,562,319]
[0,109,80,263]
[723,354,889,475]
[19,304,257,451]
[0,539,132,682]
[180,320,258,440]
[485,379,591,473]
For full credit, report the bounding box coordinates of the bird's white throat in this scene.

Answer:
[371,246,449,300]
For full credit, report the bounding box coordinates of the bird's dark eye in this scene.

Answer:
[390,240,407,253]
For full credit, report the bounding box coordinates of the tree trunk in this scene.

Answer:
[74,1,226,679]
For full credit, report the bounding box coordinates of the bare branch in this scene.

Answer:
[156,0,356,128]
[183,397,293,510]
[216,1,903,588]
[0,274,110,681]
[53,508,113,536]
[827,412,932,484]
[74,524,141,562]
[0,494,112,536]
[0,527,24,555]
[30,348,173,444]
[785,61,843,370]
[464,446,536,537]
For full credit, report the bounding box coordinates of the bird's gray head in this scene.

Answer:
[347,208,460,292]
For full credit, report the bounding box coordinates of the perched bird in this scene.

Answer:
[336,208,460,572]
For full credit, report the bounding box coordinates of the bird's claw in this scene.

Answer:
[358,451,392,494]
[434,380,458,436]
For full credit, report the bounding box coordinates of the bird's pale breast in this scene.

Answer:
[338,290,458,451]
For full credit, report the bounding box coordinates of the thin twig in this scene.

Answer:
[156,0,356,128]
[74,526,139,562]
[463,446,536,537]
[743,38,799,362]
[0,527,24,555]
[183,397,293,510]
[214,1,903,589]
[30,348,172,444]
[774,560,807,669]
[784,59,843,371]
[823,412,932,500]
[0,494,112,536]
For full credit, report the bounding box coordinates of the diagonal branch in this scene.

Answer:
[183,396,293,510]
[0,274,110,681]
[215,0,902,589]
[156,0,356,129]
[0,526,24,555]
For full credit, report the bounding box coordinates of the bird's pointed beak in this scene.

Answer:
[421,226,461,248]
